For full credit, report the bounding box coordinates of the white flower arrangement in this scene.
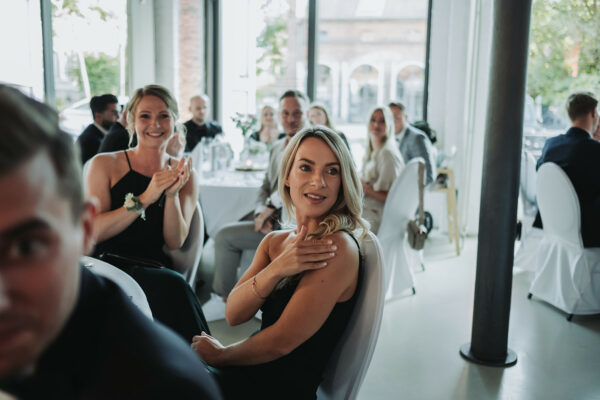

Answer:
[124,192,146,220]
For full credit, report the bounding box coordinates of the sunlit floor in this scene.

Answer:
[209,232,600,400]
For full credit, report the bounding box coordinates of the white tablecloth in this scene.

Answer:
[198,170,264,237]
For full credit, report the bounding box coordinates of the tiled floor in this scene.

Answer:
[209,233,600,400]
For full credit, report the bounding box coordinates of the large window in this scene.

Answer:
[0,0,44,99]
[51,0,127,136]
[524,0,600,155]
[219,0,430,156]
[220,0,308,151]
[315,0,429,160]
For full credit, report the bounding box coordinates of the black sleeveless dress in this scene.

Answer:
[213,232,363,400]
[93,151,209,340]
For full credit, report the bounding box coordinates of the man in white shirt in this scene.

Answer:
[212,90,308,297]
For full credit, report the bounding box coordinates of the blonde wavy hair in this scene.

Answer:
[278,126,369,241]
[126,84,186,145]
[362,105,396,165]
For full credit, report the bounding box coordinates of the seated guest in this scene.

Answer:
[212,90,308,298]
[389,101,436,185]
[0,85,221,399]
[86,85,209,341]
[361,106,405,234]
[534,92,600,247]
[249,104,283,144]
[193,126,368,399]
[98,106,138,153]
[184,94,223,152]
[76,94,119,165]
[307,102,351,151]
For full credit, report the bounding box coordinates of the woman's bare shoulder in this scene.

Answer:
[327,230,359,255]
[89,151,124,169]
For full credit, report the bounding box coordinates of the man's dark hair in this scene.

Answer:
[388,101,406,112]
[279,90,309,105]
[90,94,119,117]
[566,92,598,122]
[0,85,84,219]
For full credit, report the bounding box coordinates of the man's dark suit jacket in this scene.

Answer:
[184,120,223,152]
[0,267,222,400]
[533,127,600,247]
[98,122,137,153]
[76,124,104,165]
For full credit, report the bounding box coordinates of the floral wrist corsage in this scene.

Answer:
[124,193,146,220]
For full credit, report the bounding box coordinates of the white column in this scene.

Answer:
[154,0,179,96]
[127,0,156,91]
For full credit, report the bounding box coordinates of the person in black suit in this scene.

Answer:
[184,94,223,152]
[534,92,600,247]
[76,94,119,164]
[0,86,222,399]
[98,107,138,153]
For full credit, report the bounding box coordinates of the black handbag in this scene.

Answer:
[407,162,428,250]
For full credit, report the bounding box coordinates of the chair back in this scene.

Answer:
[317,232,385,400]
[520,150,537,212]
[536,162,582,247]
[378,158,423,240]
[81,256,153,319]
[166,203,204,286]
[377,158,422,293]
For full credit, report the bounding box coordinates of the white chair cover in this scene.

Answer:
[81,256,153,319]
[165,203,204,287]
[519,150,538,217]
[514,227,543,272]
[377,158,423,300]
[317,232,385,400]
[529,163,600,315]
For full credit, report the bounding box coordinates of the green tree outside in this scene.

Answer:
[67,53,120,96]
[528,0,600,115]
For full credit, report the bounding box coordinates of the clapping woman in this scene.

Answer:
[86,84,209,340]
[250,105,281,144]
[360,106,404,234]
[192,127,368,399]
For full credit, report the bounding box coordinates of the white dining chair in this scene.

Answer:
[519,150,538,218]
[317,232,385,400]
[377,158,423,300]
[514,151,542,272]
[166,202,204,288]
[514,226,543,272]
[81,256,153,320]
[528,162,600,320]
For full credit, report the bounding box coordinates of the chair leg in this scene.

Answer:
[421,263,425,272]
[412,287,416,295]
[567,314,573,322]
[527,292,532,299]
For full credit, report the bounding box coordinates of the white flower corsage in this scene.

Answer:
[124,192,146,220]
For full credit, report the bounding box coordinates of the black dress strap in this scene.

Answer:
[123,150,133,171]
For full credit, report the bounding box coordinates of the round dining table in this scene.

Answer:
[198,169,265,237]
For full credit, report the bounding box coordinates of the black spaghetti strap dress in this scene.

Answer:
[93,150,210,341]
[211,231,363,400]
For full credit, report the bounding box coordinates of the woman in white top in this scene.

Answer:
[360,105,404,233]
